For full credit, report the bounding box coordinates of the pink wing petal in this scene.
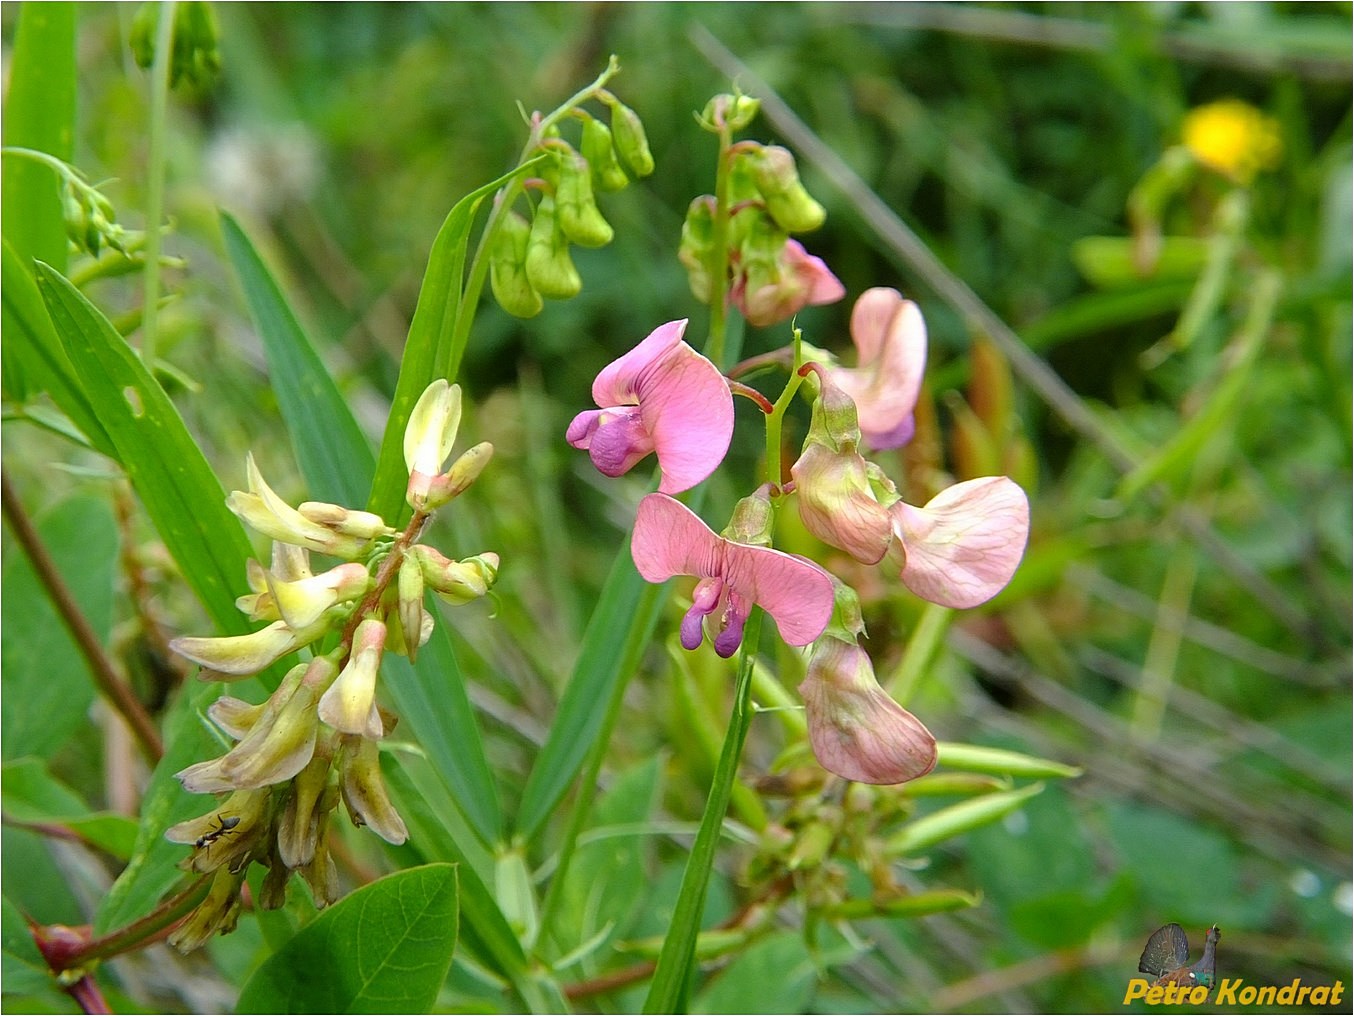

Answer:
[631,494,721,582]
[637,342,734,494]
[890,476,1030,609]
[592,319,689,408]
[848,287,904,366]
[723,544,835,646]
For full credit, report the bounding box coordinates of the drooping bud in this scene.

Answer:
[678,196,717,303]
[601,94,654,177]
[580,116,630,192]
[317,619,386,738]
[404,380,462,511]
[299,805,341,908]
[524,195,582,300]
[555,151,614,248]
[130,1,223,92]
[168,868,244,953]
[752,145,826,233]
[339,735,408,845]
[489,209,544,319]
[412,546,499,605]
[277,750,332,868]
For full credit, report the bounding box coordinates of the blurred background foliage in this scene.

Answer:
[2,2,1350,1013]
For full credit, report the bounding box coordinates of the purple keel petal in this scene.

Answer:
[583,406,654,478]
[890,476,1030,608]
[723,543,835,647]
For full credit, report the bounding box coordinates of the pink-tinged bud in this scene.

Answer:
[397,555,425,662]
[799,637,937,785]
[490,209,544,319]
[412,545,499,605]
[404,380,463,511]
[732,238,845,328]
[170,619,308,678]
[751,145,826,233]
[297,502,395,541]
[791,441,892,565]
[227,455,369,558]
[422,441,494,510]
[317,619,386,738]
[887,476,1030,609]
[265,562,370,631]
[720,484,775,548]
[339,735,408,845]
[581,116,630,193]
[168,868,244,954]
[524,195,583,300]
[277,750,334,868]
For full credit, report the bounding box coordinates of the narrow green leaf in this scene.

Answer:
[936,742,1082,780]
[1,4,75,275]
[886,782,1046,856]
[2,894,63,1000]
[383,613,502,845]
[367,163,537,523]
[236,864,458,1015]
[1,759,138,861]
[35,263,254,634]
[824,888,981,920]
[516,538,665,840]
[1,497,116,759]
[2,238,116,457]
[219,212,372,506]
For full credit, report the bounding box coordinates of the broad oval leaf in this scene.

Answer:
[236,864,458,1015]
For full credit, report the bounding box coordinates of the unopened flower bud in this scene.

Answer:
[701,93,762,132]
[404,380,463,511]
[412,546,499,604]
[602,94,654,177]
[228,454,369,558]
[421,441,494,510]
[555,151,614,248]
[580,116,630,192]
[721,484,775,548]
[397,555,425,662]
[277,750,332,868]
[299,807,341,907]
[524,196,582,300]
[170,619,308,678]
[489,209,543,319]
[130,1,222,91]
[265,562,370,631]
[317,618,386,738]
[678,197,716,303]
[339,735,408,845]
[168,867,243,953]
[752,145,826,233]
[297,502,395,541]
[788,819,836,871]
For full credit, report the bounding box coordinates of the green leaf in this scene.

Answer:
[2,238,116,457]
[1,759,138,861]
[516,539,666,840]
[1,497,116,759]
[366,163,537,524]
[34,263,255,634]
[1,4,75,277]
[936,742,1082,780]
[235,864,458,1015]
[693,932,817,1015]
[2,893,66,1003]
[886,782,1046,855]
[219,212,372,506]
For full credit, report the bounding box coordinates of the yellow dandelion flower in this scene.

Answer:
[1181,99,1282,184]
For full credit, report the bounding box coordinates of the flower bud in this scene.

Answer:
[277,750,332,868]
[422,441,494,510]
[397,554,425,662]
[602,95,654,177]
[752,145,826,233]
[130,1,222,92]
[299,807,341,907]
[791,442,892,565]
[317,618,386,738]
[404,380,463,511]
[489,209,544,319]
[580,116,630,192]
[297,502,395,541]
[721,484,775,548]
[265,562,371,631]
[524,196,582,300]
[170,619,308,678]
[228,454,369,558]
[168,868,243,953]
[339,735,408,845]
[701,93,761,132]
[678,196,716,303]
[412,546,499,605]
[555,151,614,248]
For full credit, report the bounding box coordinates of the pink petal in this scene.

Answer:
[790,442,892,565]
[799,639,937,784]
[591,319,689,408]
[889,476,1030,609]
[631,494,721,582]
[722,543,835,646]
[834,295,927,451]
[784,240,846,307]
[636,343,734,494]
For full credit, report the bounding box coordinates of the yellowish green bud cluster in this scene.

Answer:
[163,380,500,951]
[129,1,223,92]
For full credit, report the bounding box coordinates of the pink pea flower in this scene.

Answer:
[732,239,845,329]
[630,493,835,658]
[566,319,734,495]
[827,288,928,451]
[799,636,936,784]
[887,476,1030,609]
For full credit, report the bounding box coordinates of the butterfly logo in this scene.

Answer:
[1138,923,1220,990]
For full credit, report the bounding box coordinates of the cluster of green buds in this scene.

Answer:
[163,381,499,951]
[679,93,842,326]
[129,1,223,92]
[490,91,654,317]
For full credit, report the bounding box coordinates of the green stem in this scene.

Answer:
[642,612,763,1014]
[703,121,735,366]
[887,601,953,705]
[764,330,807,489]
[442,56,623,381]
[0,145,75,176]
[140,0,175,365]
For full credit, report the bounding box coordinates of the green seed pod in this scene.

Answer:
[581,116,630,192]
[489,210,544,318]
[524,196,582,300]
[556,152,614,248]
[602,95,654,178]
